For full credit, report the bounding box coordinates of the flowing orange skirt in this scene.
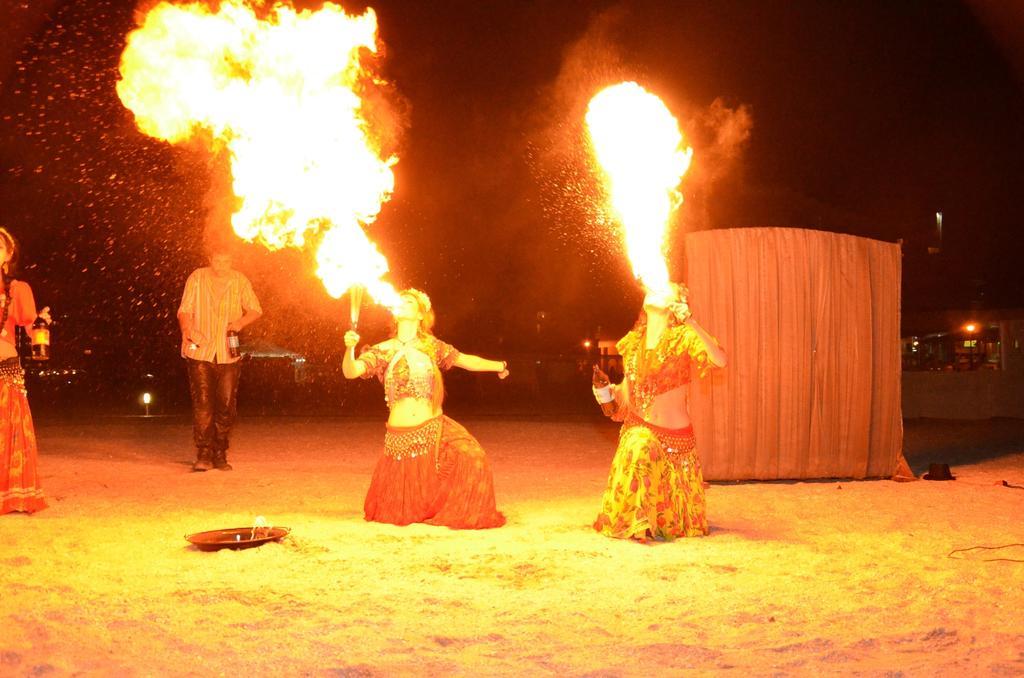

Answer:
[364,415,505,529]
[1,363,47,515]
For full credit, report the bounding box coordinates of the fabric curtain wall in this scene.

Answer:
[683,227,904,480]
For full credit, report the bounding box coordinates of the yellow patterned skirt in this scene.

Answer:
[593,413,707,540]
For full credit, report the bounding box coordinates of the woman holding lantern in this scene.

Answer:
[0,227,51,515]
[342,288,508,529]
[592,282,726,541]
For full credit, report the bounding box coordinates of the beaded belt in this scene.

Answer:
[384,416,444,469]
[0,357,25,391]
[622,411,698,466]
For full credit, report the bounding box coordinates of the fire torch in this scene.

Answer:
[349,284,365,330]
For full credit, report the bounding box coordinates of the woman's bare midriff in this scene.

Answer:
[642,386,692,430]
[387,398,440,428]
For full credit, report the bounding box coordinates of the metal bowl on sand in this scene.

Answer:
[185,526,290,551]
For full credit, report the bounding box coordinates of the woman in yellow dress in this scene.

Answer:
[593,283,726,541]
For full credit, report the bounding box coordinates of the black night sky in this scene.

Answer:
[2,0,1023,386]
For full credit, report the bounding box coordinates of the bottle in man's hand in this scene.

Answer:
[227,329,240,359]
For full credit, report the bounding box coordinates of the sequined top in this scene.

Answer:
[617,322,715,418]
[359,335,460,407]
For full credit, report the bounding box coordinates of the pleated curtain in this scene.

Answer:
[683,227,905,480]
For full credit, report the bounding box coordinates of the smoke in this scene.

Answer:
[541,7,632,123]
[966,0,1024,88]
[199,147,237,254]
[528,7,635,260]
[528,5,754,274]
[677,96,753,232]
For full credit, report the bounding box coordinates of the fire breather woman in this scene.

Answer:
[343,288,507,529]
[0,227,50,515]
[592,282,726,541]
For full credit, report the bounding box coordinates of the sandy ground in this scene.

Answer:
[2,415,1023,677]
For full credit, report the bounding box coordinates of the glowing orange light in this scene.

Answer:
[117,0,401,310]
[586,81,693,296]
[583,339,592,349]
[964,323,978,333]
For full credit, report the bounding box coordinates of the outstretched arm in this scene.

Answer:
[342,330,368,379]
[685,318,727,368]
[453,353,509,379]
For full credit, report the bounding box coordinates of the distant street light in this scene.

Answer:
[964,322,979,370]
[142,392,153,416]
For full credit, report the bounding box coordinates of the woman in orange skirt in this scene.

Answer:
[342,289,507,529]
[592,283,726,541]
[0,227,50,515]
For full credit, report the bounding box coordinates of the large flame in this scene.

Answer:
[116,0,401,309]
[585,82,693,295]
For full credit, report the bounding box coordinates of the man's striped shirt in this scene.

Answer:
[178,267,261,364]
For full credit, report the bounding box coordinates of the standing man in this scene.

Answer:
[178,244,262,472]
